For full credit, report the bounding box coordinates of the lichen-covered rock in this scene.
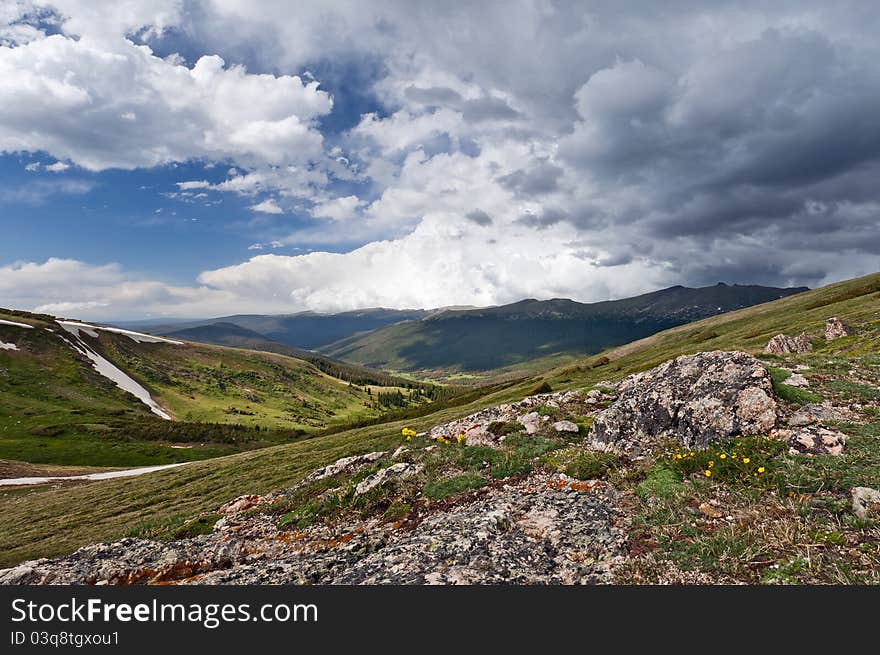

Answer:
[428,389,584,446]
[825,317,853,341]
[851,487,880,519]
[553,420,579,433]
[354,463,423,496]
[764,333,811,354]
[788,402,857,427]
[772,426,847,456]
[0,474,626,586]
[297,451,386,486]
[589,351,777,454]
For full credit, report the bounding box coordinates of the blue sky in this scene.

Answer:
[1,2,879,319]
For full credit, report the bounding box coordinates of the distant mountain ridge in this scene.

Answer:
[320,283,808,371]
[149,283,808,373]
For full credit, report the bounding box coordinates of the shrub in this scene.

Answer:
[529,381,553,394]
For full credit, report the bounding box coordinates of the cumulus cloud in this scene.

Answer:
[0,33,332,173]
[249,198,284,214]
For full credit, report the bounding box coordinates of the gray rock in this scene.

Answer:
[825,317,853,341]
[851,487,880,519]
[785,373,810,388]
[518,412,543,435]
[427,389,584,446]
[764,333,811,354]
[553,420,579,433]
[355,463,423,496]
[589,351,777,454]
[300,451,386,485]
[772,426,847,456]
[788,402,857,427]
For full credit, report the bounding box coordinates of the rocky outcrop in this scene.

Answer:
[589,351,777,455]
[764,333,811,355]
[0,473,626,586]
[428,389,595,446]
[772,426,847,456]
[825,317,853,341]
[788,402,857,427]
[354,463,423,496]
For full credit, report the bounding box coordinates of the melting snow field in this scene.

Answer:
[0,341,18,350]
[56,321,183,345]
[0,462,189,487]
[0,319,34,329]
[57,321,173,420]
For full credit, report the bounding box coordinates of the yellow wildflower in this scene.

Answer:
[742,457,750,464]
[758,466,765,474]
[704,470,712,477]
[708,461,714,468]
[719,454,727,460]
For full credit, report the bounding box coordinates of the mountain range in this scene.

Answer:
[153,283,809,373]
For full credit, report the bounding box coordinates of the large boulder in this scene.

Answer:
[589,351,777,455]
[825,317,853,341]
[764,333,811,354]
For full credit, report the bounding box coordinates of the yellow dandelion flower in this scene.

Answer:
[742,457,750,464]
[719,454,727,460]
[758,466,765,474]
[704,470,712,477]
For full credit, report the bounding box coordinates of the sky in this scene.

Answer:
[1,1,879,320]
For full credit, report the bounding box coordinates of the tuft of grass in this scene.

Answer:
[636,465,687,500]
[125,513,221,541]
[534,404,561,418]
[422,474,488,499]
[768,366,823,404]
[542,448,621,480]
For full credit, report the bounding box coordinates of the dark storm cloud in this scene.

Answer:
[515,207,567,230]
[465,209,493,226]
[498,161,564,196]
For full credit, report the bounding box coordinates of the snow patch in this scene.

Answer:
[56,322,172,420]
[0,341,18,351]
[0,319,34,329]
[57,321,183,345]
[0,463,188,487]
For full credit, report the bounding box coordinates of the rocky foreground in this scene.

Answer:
[3,347,878,585]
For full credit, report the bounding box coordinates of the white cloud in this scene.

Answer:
[44,160,69,172]
[0,34,332,174]
[24,162,39,171]
[176,180,211,190]
[310,195,364,221]
[249,198,283,214]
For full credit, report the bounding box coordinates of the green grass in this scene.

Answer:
[422,474,488,499]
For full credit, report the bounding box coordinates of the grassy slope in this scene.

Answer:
[97,336,426,431]
[0,311,430,467]
[0,272,877,567]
